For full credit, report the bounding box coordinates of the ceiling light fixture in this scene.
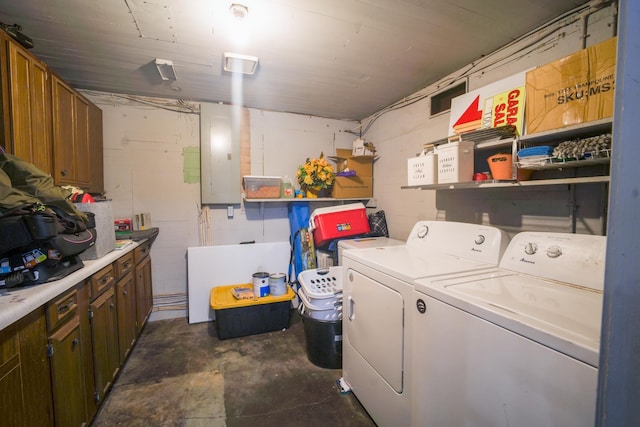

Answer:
[154,58,177,81]
[223,52,259,75]
[229,3,249,20]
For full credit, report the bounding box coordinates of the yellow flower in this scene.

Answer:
[297,152,336,189]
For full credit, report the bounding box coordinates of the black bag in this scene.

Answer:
[0,152,95,288]
[368,210,389,237]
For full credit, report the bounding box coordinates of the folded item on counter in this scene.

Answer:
[231,286,255,300]
[517,146,554,158]
[517,155,551,166]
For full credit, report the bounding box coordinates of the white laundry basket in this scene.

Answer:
[297,267,343,368]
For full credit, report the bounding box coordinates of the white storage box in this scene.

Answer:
[436,141,475,184]
[74,200,115,260]
[407,151,437,186]
[243,176,282,199]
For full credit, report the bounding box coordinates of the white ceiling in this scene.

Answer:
[1,0,587,121]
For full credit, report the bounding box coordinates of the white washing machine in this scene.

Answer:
[337,236,404,265]
[341,221,510,426]
[412,232,606,427]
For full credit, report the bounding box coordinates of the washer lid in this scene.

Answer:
[416,271,602,367]
[344,245,496,282]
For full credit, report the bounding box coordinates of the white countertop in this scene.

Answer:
[0,242,139,330]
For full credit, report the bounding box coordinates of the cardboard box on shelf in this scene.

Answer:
[333,148,374,177]
[332,176,373,199]
[525,37,616,134]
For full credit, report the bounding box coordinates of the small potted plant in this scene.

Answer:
[296,153,336,198]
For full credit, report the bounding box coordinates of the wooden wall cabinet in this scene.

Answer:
[0,32,104,192]
[0,32,52,174]
[88,101,104,193]
[52,74,88,187]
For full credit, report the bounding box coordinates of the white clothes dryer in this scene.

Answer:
[337,236,404,265]
[412,232,606,427]
[341,221,510,426]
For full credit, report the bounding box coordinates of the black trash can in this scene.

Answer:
[300,309,342,369]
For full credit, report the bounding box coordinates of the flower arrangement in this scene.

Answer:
[296,152,336,190]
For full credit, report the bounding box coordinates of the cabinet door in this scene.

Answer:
[49,315,88,427]
[116,271,137,363]
[135,254,153,333]
[52,74,76,185]
[74,94,91,187]
[7,39,52,174]
[88,101,104,193]
[90,285,120,404]
[0,308,54,427]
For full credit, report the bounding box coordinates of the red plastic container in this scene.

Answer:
[309,203,370,248]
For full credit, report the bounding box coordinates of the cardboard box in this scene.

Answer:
[74,200,115,260]
[525,37,616,134]
[334,148,374,177]
[210,284,295,339]
[332,176,373,199]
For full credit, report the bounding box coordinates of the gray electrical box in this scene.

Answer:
[200,102,242,204]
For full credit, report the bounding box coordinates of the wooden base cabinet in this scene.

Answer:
[89,266,119,406]
[115,251,137,364]
[116,272,137,363]
[46,285,93,427]
[134,242,153,332]
[1,246,154,426]
[0,308,54,427]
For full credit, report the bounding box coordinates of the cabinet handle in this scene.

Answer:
[110,303,115,309]
[72,338,79,346]
[123,290,128,296]
[58,300,74,314]
[61,170,68,177]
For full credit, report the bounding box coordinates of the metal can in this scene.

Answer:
[252,272,270,297]
[269,273,287,296]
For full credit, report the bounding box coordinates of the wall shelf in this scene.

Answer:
[402,175,609,190]
[243,197,368,203]
[406,119,613,191]
[243,197,370,214]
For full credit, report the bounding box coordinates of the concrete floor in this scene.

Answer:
[91,311,376,426]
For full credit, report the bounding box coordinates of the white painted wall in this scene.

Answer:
[83,93,357,320]
[83,4,618,320]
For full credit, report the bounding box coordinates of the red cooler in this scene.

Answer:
[309,203,370,248]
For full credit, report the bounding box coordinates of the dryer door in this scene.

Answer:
[346,268,404,392]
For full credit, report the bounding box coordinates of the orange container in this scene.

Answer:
[487,153,513,180]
